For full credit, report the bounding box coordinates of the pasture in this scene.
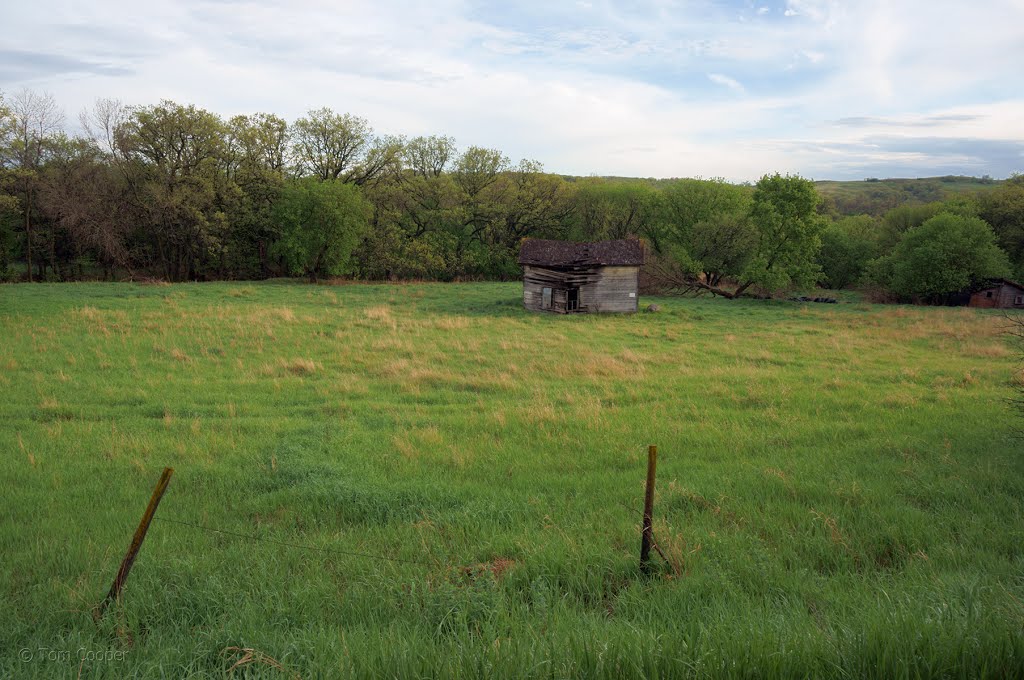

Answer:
[1,281,1023,678]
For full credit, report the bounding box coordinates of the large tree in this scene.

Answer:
[0,93,18,277]
[572,179,660,242]
[736,173,825,296]
[978,174,1024,276]
[114,100,232,280]
[270,178,370,281]
[881,213,1011,302]
[476,160,576,275]
[37,135,134,279]
[2,89,64,281]
[0,93,17,214]
[647,177,754,295]
[292,108,403,186]
[404,135,456,178]
[223,113,290,277]
[817,215,881,289]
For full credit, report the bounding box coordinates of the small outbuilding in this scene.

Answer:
[518,239,644,313]
[968,278,1024,309]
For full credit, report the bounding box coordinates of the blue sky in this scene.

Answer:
[3,0,1023,180]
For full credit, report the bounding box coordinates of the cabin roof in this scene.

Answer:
[518,239,644,267]
[978,277,1024,291]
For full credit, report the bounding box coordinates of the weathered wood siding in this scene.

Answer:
[523,265,638,313]
[581,266,639,313]
[969,283,1024,309]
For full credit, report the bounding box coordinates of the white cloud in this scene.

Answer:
[2,0,1023,180]
[707,73,745,93]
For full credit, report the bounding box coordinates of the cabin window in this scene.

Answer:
[1016,295,1023,305]
[986,291,993,298]
[542,287,552,309]
[567,288,579,312]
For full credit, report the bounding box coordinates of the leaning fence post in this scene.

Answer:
[94,467,174,620]
[640,445,657,574]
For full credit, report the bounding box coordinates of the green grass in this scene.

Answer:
[1,281,1023,678]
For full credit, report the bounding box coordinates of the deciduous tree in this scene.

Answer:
[3,89,64,280]
[115,100,231,280]
[881,213,1011,302]
[270,178,370,281]
[736,173,825,296]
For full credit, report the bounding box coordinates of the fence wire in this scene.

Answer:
[154,516,434,567]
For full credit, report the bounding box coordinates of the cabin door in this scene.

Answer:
[566,288,579,312]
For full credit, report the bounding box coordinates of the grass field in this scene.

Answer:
[2,281,1023,678]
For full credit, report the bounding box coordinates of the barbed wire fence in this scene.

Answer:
[93,448,670,618]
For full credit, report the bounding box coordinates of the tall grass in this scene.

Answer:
[1,281,1022,678]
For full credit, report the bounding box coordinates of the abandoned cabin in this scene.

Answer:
[968,278,1024,309]
[518,239,644,313]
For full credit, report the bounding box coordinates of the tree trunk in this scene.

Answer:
[24,199,33,282]
[48,223,57,280]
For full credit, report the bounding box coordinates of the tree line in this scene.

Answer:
[1,89,1021,303]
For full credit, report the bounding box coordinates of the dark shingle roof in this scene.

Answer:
[985,278,1024,290]
[518,239,644,267]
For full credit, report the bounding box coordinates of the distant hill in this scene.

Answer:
[814,176,1003,216]
[561,174,1005,217]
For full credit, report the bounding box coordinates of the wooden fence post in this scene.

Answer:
[94,467,174,620]
[640,445,657,574]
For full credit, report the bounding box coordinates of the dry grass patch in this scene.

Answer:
[882,391,918,408]
[365,305,393,321]
[376,358,410,379]
[810,509,852,553]
[393,426,446,461]
[169,348,191,363]
[619,348,647,365]
[901,367,920,382]
[499,338,528,352]
[961,340,1011,358]
[283,358,317,375]
[547,351,640,380]
[459,558,517,581]
[823,377,846,391]
[519,398,561,425]
[252,307,296,324]
[73,306,103,322]
[71,305,132,336]
[363,304,398,331]
[261,357,319,376]
[432,315,470,331]
[406,366,456,389]
[371,336,414,353]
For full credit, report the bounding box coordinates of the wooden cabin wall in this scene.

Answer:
[523,265,593,312]
[523,266,558,311]
[970,283,1024,309]
[523,264,639,313]
[581,266,639,313]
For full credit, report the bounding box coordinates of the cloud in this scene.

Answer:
[0,49,134,81]
[832,114,984,129]
[0,0,1022,181]
[707,73,745,93]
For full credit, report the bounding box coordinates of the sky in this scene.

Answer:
[3,0,1024,181]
